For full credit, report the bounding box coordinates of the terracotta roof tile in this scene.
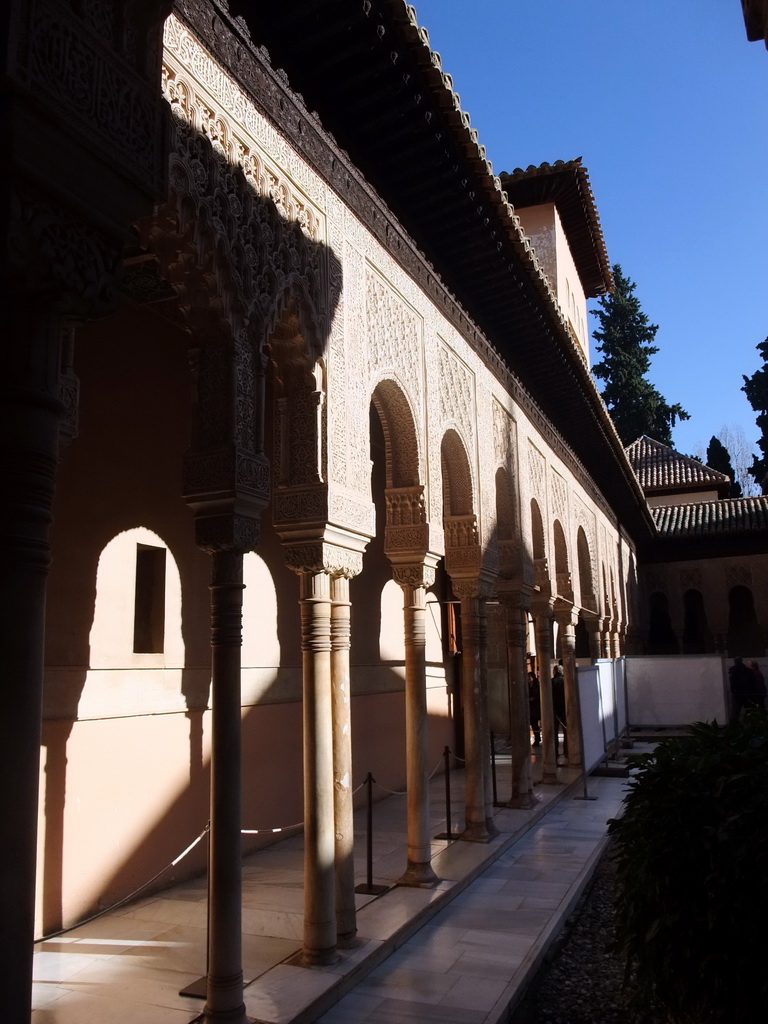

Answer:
[625,436,730,493]
[652,497,768,537]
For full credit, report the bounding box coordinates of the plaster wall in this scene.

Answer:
[641,553,768,652]
[36,15,636,933]
[646,489,719,507]
[515,203,590,361]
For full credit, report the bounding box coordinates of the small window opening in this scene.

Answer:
[133,544,166,653]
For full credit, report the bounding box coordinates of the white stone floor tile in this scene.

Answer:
[439,972,509,1011]
[32,772,627,1024]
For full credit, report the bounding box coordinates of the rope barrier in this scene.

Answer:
[241,821,303,835]
[36,754,477,945]
[34,823,210,945]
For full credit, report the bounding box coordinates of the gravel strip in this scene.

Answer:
[512,839,663,1024]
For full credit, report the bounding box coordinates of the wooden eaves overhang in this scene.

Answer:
[223,0,655,544]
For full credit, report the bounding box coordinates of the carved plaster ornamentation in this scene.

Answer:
[437,339,475,452]
[492,398,516,469]
[527,442,546,499]
[282,542,364,579]
[392,563,437,590]
[161,22,329,343]
[680,567,703,591]
[550,469,567,522]
[725,564,752,589]
[16,0,168,194]
[9,193,124,317]
[366,269,423,410]
[644,568,668,595]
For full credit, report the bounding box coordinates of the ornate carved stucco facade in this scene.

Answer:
[1,3,655,1020]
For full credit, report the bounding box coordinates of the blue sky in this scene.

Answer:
[412,0,768,468]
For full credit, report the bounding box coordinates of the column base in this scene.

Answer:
[202,993,247,1024]
[459,821,491,843]
[301,946,341,967]
[485,817,499,838]
[336,929,359,949]
[397,860,439,888]
[506,792,539,810]
[541,772,563,786]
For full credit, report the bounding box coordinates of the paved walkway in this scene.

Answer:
[32,756,629,1024]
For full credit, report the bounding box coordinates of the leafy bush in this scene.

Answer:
[608,715,768,1023]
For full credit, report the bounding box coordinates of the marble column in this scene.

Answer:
[476,597,497,836]
[330,574,357,944]
[586,617,602,661]
[458,593,491,842]
[1,310,64,1023]
[554,606,583,770]
[205,550,247,1024]
[533,608,559,784]
[502,598,537,809]
[396,569,438,886]
[300,570,338,965]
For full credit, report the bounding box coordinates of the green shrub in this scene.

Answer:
[608,715,768,1023]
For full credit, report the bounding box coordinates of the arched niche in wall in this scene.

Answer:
[80,527,185,718]
[682,588,711,655]
[576,526,596,613]
[241,551,281,703]
[727,585,764,657]
[647,591,679,655]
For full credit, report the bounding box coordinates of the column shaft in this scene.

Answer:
[399,582,438,885]
[330,575,357,943]
[504,604,536,809]
[300,571,338,965]
[1,312,63,1023]
[205,550,247,1024]
[1,410,59,1021]
[459,596,490,842]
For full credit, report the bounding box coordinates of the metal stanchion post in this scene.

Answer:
[435,747,461,840]
[491,731,501,806]
[355,772,389,895]
[179,823,210,999]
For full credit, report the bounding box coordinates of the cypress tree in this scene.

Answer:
[706,436,742,498]
[742,339,768,494]
[592,264,689,446]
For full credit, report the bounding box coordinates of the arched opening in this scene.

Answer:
[682,589,710,655]
[553,519,572,601]
[647,591,678,655]
[727,585,764,657]
[576,527,596,612]
[575,617,591,659]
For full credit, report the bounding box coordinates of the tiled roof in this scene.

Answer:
[499,159,613,299]
[625,436,730,493]
[652,497,768,537]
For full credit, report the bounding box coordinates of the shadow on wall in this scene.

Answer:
[38,120,347,934]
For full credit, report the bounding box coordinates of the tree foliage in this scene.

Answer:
[741,338,768,494]
[705,436,741,498]
[609,717,768,1023]
[592,264,689,446]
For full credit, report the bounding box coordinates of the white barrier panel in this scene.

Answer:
[597,660,617,747]
[614,658,628,737]
[577,666,606,773]
[625,656,728,727]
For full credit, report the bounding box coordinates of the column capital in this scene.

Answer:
[553,599,579,630]
[495,582,534,611]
